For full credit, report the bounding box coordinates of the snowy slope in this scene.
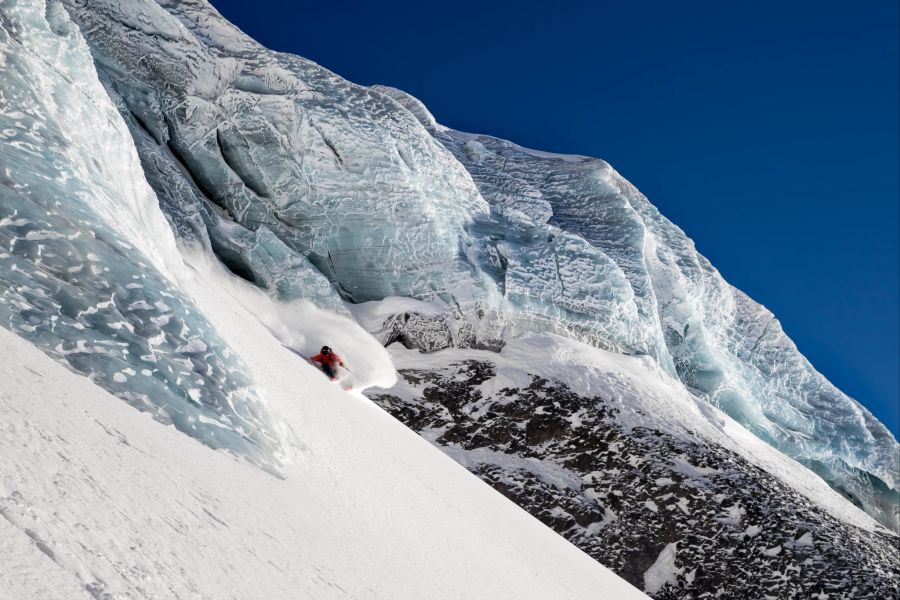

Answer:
[0,268,646,599]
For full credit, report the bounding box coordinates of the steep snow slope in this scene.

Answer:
[53,0,897,530]
[0,268,647,599]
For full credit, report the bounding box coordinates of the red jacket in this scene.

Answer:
[311,352,344,367]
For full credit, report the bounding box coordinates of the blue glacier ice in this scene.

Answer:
[2,0,894,529]
[0,0,286,473]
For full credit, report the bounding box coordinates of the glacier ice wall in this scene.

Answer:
[49,0,898,529]
[60,0,499,330]
[383,86,899,529]
[0,0,285,473]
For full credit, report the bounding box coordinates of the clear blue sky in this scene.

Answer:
[210,0,899,436]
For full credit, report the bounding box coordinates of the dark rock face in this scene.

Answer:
[367,360,899,599]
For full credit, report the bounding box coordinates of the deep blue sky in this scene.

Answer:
[210,0,899,436]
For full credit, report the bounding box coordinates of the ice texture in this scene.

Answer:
[426,125,898,529]
[31,0,900,530]
[0,0,285,472]
[61,0,496,325]
[421,115,899,530]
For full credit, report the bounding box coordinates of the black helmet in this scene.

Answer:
[321,346,331,354]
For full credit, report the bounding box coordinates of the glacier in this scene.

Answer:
[44,0,896,530]
[0,0,287,473]
[416,116,900,528]
[0,0,894,534]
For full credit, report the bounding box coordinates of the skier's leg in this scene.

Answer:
[322,363,336,380]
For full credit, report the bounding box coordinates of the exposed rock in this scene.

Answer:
[368,360,899,598]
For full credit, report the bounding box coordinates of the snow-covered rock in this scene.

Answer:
[366,338,899,597]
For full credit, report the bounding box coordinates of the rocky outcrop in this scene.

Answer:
[368,360,899,598]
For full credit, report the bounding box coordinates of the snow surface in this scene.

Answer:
[0,6,641,596]
[0,270,646,598]
[643,543,679,595]
[183,250,397,392]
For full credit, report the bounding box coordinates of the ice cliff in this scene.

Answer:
[0,0,895,532]
[0,0,287,472]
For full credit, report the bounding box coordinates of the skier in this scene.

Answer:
[310,346,346,381]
